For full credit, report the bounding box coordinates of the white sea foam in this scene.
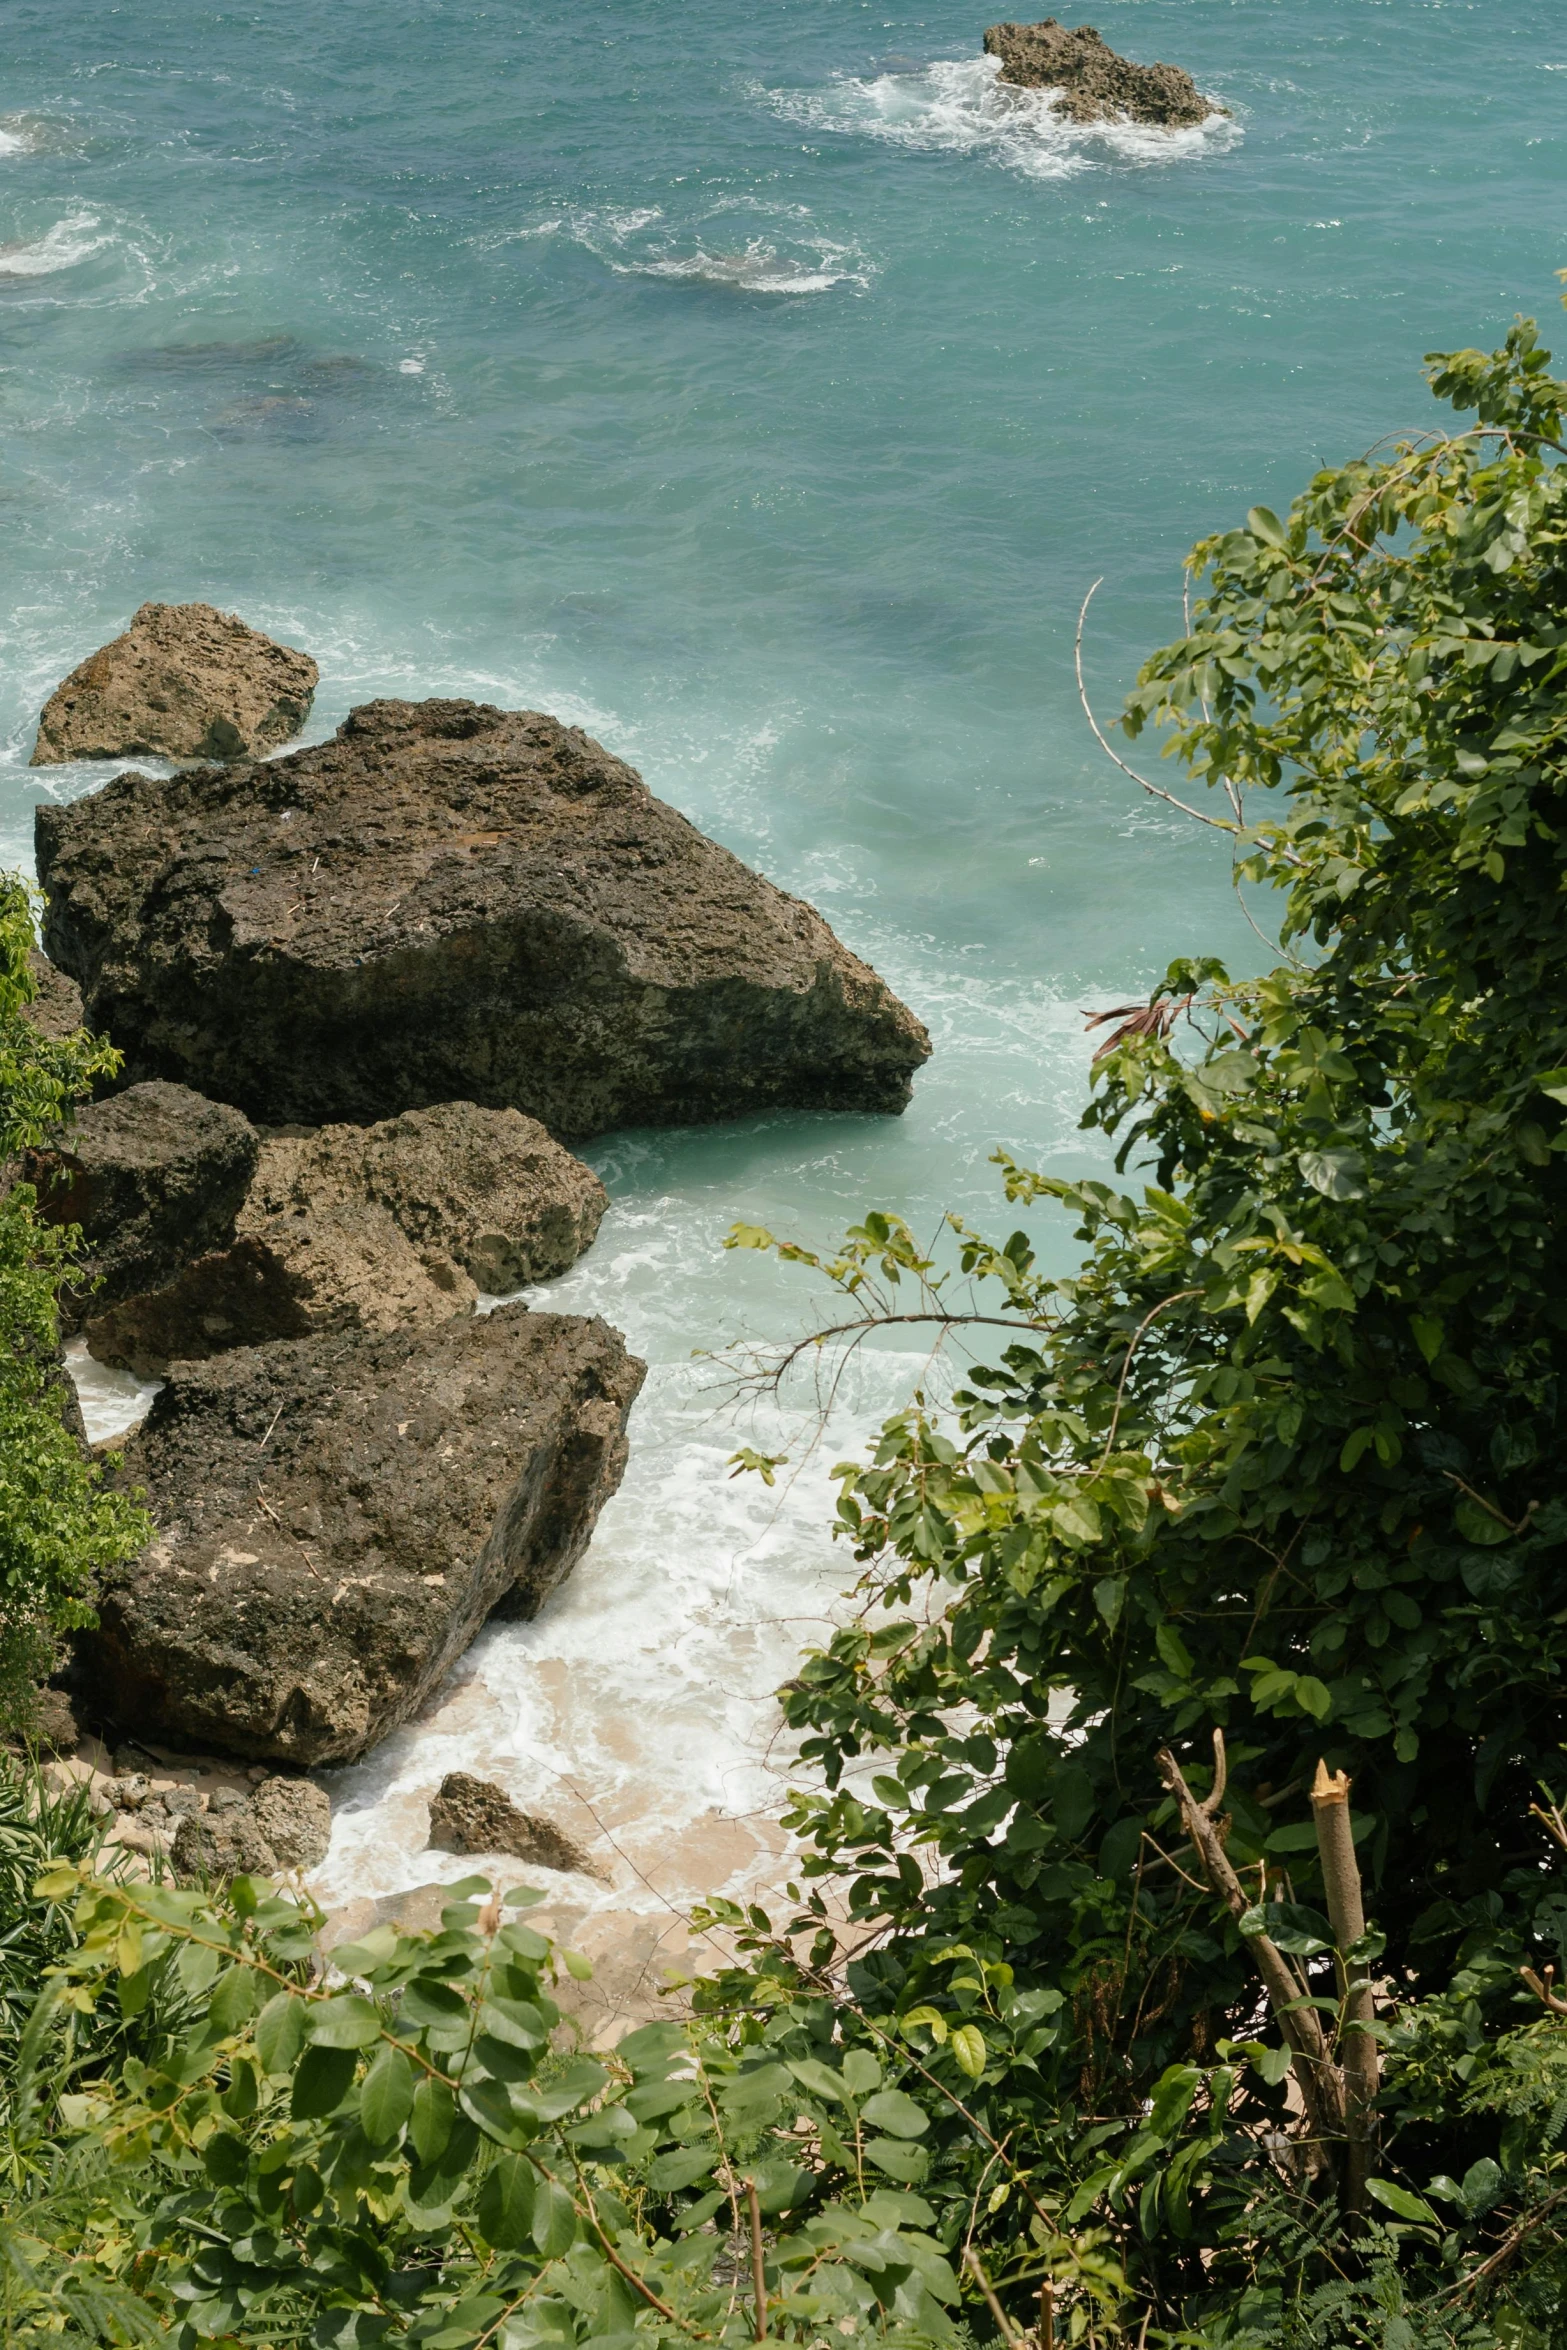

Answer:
[65,1340,162,1445]
[760,54,1239,183]
[0,211,109,276]
[492,198,872,296]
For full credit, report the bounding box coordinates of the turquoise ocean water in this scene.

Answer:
[3,1,1564,1906]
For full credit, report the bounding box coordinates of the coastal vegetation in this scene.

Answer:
[2,317,1566,2346]
[0,885,148,1727]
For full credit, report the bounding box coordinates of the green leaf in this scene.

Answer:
[308,1993,384,2049]
[409,2075,456,2166]
[859,2088,929,2139]
[1093,1576,1126,1631]
[360,2045,415,2147]
[1238,1903,1332,1956]
[647,2144,720,2191]
[842,2049,881,2098]
[1293,1675,1332,1721]
[1367,2178,1440,2227]
[950,2025,987,2081]
[788,2056,847,2104]
[1455,1495,1512,1546]
[863,2135,929,2182]
[291,2043,359,2121]
[209,1965,258,2034]
[1247,505,1289,549]
[1298,1149,1366,1201]
[477,2153,537,2249]
[460,2077,542,2150]
[531,2179,577,2258]
[256,1990,308,2078]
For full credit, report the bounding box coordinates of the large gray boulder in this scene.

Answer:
[80,1305,644,1765]
[983,20,1215,125]
[85,1100,607,1374]
[20,1080,259,1327]
[31,602,318,766]
[36,698,931,1140]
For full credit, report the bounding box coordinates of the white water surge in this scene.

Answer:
[64,1199,929,2027]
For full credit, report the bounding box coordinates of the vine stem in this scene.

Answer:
[746,2180,767,2342]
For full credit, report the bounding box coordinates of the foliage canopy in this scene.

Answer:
[720,316,1567,2341]
[0,877,148,1720]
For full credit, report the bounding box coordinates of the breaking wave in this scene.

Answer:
[0,210,110,276]
[759,53,1239,182]
[497,198,873,295]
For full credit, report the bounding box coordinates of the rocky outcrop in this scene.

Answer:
[251,1774,332,1868]
[983,20,1215,124]
[23,951,84,1042]
[173,1774,332,1877]
[427,1771,602,1877]
[250,1102,609,1295]
[31,602,318,767]
[174,1802,279,1880]
[85,1100,607,1373]
[36,697,931,1139]
[80,1305,644,1765]
[20,1081,259,1327]
[86,1207,475,1374]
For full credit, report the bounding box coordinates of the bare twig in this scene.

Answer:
[1075,582,1240,837]
[1158,1734,1345,2165]
[964,2248,1024,2350]
[1311,1760,1378,2215]
[1095,1291,1203,1470]
[1442,1470,1538,1540]
[1520,1964,1567,2018]
[745,2179,767,2342]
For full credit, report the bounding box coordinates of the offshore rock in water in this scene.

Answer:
[31,600,318,766]
[85,1100,607,1375]
[427,1771,604,1878]
[20,1080,259,1330]
[34,697,931,1138]
[80,1305,645,1766]
[982,19,1216,125]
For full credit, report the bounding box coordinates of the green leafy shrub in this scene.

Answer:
[719,318,1567,2340]
[0,874,149,1723]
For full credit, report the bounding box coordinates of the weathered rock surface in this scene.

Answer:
[983,19,1215,124]
[86,1100,606,1373]
[80,1305,645,1765]
[31,601,318,767]
[23,951,84,1042]
[250,1102,610,1294]
[20,1081,258,1327]
[36,698,931,1138]
[427,1771,603,1877]
[251,1774,332,1868]
[173,1805,278,1880]
[86,1206,474,1374]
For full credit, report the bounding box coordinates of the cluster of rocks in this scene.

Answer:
[16,603,930,1882]
[983,19,1218,126]
[42,1726,330,1879]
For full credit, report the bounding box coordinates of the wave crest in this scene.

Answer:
[494,198,873,296]
[0,212,109,276]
